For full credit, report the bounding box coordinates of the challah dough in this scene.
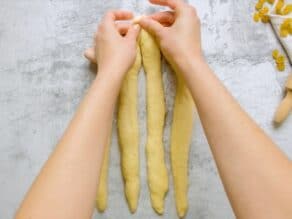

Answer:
[140,30,169,214]
[96,139,110,212]
[117,47,142,213]
[170,74,195,218]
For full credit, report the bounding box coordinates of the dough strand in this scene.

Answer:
[96,138,110,212]
[117,47,142,213]
[140,30,169,214]
[170,74,195,218]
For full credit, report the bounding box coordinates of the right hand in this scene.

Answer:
[84,10,140,80]
[137,0,203,72]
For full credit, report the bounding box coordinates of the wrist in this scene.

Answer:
[172,52,206,75]
[94,69,124,88]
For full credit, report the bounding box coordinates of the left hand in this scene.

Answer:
[84,10,140,78]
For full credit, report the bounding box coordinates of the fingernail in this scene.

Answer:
[132,15,145,24]
[134,24,140,30]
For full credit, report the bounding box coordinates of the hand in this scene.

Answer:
[84,10,140,78]
[137,0,203,72]
[84,22,134,64]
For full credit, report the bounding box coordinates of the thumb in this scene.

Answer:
[84,47,97,64]
[125,24,141,40]
[138,17,164,38]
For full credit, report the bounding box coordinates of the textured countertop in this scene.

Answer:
[0,0,292,218]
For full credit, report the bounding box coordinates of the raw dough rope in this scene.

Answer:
[88,27,195,217]
[96,138,110,212]
[170,73,195,218]
[117,47,142,213]
[139,29,169,214]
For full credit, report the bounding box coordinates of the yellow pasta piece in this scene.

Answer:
[277,63,286,71]
[272,49,280,59]
[280,18,292,37]
[259,6,269,15]
[280,28,289,37]
[254,3,271,23]
[253,0,274,22]
[272,50,286,71]
[276,0,285,14]
[96,140,110,212]
[261,15,270,23]
[255,2,264,11]
[139,29,168,214]
[171,74,195,218]
[254,13,260,22]
[118,48,141,213]
[276,55,285,64]
[288,24,292,34]
[283,19,291,28]
[282,4,292,15]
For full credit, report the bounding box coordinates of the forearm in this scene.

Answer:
[177,56,292,218]
[16,72,121,219]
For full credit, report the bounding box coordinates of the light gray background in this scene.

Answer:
[0,0,291,218]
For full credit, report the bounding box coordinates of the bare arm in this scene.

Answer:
[181,58,292,219]
[138,0,292,218]
[16,10,140,219]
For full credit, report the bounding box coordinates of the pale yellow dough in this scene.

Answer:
[171,74,195,218]
[96,139,110,212]
[117,47,141,213]
[139,30,169,214]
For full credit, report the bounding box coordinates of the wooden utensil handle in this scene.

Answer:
[274,91,292,124]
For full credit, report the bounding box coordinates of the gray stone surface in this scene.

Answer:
[0,0,292,218]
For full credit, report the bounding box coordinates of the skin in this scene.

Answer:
[16,0,292,219]
[15,10,140,219]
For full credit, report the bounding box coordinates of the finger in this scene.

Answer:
[125,24,141,40]
[149,0,184,11]
[104,10,133,23]
[101,10,134,33]
[116,22,131,35]
[138,17,164,38]
[161,22,172,27]
[149,11,175,25]
[134,15,172,27]
[84,47,96,64]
